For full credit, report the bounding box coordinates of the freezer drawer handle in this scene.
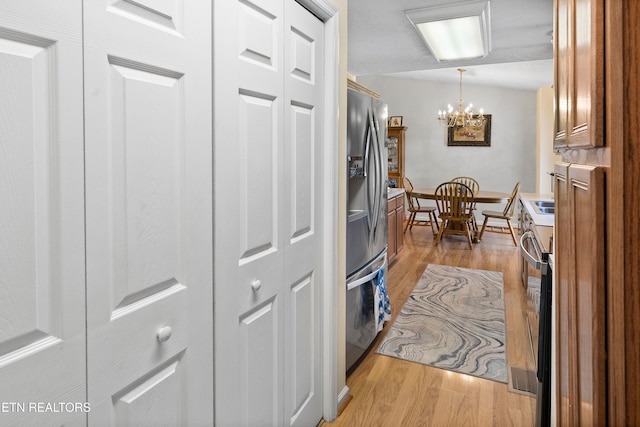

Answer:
[251,279,262,292]
[347,268,380,291]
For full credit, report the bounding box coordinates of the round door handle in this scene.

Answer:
[157,326,173,343]
[251,279,262,292]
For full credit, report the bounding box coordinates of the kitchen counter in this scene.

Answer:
[520,193,554,227]
[387,187,405,199]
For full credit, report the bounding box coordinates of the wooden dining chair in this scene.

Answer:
[403,177,438,235]
[451,176,480,193]
[451,176,480,231]
[478,182,521,246]
[433,181,476,250]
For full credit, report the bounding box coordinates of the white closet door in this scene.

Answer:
[214,0,285,424]
[214,0,324,425]
[0,1,86,426]
[283,2,324,426]
[83,1,213,425]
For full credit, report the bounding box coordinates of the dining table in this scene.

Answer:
[407,187,512,243]
[408,188,511,203]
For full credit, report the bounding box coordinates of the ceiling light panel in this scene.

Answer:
[406,1,491,62]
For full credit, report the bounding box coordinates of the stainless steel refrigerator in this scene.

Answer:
[345,88,390,371]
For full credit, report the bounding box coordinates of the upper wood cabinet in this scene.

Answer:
[387,126,406,188]
[554,0,604,148]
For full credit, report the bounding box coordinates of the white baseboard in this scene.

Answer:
[336,385,351,416]
[337,385,350,407]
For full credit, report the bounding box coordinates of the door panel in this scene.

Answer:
[236,0,284,315]
[553,0,569,146]
[214,0,285,423]
[569,164,606,425]
[283,2,324,425]
[0,1,86,425]
[99,59,184,315]
[237,92,279,262]
[112,357,185,427]
[239,300,280,426]
[84,0,212,424]
[554,162,572,426]
[214,0,324,425]
[555,162,606,426]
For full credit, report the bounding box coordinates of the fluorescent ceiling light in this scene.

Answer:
[406,1,491,62]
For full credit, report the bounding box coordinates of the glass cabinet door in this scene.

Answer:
[387,136,398,175]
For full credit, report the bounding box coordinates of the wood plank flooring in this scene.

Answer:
[323,224,536,427]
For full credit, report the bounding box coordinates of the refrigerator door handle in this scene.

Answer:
[368,109,381,239]
[364,110,376,240]
[363,116,371,178]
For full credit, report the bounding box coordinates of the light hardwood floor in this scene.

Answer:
[323,223,536,427]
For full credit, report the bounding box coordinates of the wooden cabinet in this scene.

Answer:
[388,197,397,264]
[553,0,604,148]
[387,126,406,188]
[554,0,640,425]
[387,192,404,264]
[554,162,606,426]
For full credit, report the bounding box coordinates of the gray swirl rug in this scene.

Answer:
[376,264,507,383]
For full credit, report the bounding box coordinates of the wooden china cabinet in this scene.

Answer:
[552,0,640,425]
[387,126,406,188]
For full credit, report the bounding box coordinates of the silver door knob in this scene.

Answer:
[251,279,262,292]
[157,326,173,343]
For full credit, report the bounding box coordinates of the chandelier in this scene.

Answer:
[438,68,486,129]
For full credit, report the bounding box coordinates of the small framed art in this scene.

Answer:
[389,116,403,127]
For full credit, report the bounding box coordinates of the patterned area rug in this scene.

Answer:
[376,264,508,383]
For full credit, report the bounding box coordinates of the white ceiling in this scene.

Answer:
[348,0,554,90]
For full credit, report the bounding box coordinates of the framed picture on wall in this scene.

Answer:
[447,114,491,147]
[389,116,403,127]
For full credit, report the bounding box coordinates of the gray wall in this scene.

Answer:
[357,75,538,201]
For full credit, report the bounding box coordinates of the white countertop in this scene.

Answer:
[520,192,555,254]
[520,192,554,227]
[388,187,405,199]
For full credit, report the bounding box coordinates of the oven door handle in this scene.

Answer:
[520,231,548,274]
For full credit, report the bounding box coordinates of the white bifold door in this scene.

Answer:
[0,1,213,425]
[213,0,325,426]
[0,1,86,425]
[83,0,213,425]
